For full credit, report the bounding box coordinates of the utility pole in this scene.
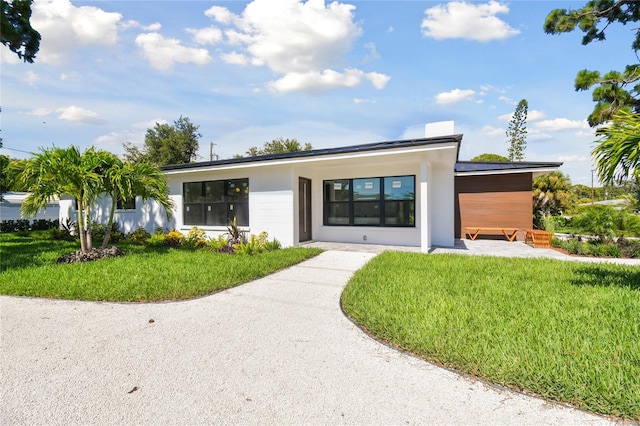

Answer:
[209,142,218,161]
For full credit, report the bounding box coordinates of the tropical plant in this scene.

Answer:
[9,146,106,252]
[185,226,208,248]
[532,171,574,228]
[592,110,640,184]
[100,159,174,247]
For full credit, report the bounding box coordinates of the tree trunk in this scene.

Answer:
[102,196,117,248]
[77,196,87,252]
[86,202,93,250]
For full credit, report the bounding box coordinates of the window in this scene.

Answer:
[183,179,249,226]
[323,175,414,227]
[116,197,136,210]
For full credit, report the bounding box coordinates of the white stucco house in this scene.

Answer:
[0,192,60,222]
[58,122,561,252]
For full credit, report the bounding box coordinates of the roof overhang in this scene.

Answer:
[454,161,563,178]
[162,135,463,176]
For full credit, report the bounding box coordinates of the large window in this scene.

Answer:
[323,175,414,227]
[183,179,249,226]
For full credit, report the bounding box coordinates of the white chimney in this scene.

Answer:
[425,121,455,137]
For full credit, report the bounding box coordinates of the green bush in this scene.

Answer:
[128,227,151,244]
[164,230,184,248]
[185,226,208,248]
[145,233,166,247]
[209,234,231,252]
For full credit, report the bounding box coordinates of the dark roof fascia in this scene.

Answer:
[455,161,563,174]
[160,134,463,172]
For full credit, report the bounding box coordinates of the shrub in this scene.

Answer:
[209,234,231,252]
[164,229,184,248]
[129,227,151,244]
[31,219,59,231]
[234,232,281,255]
[51,218,77,241]
[185,226,208,249]
[145,233,166,247]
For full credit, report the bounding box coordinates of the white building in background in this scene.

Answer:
[0,192,60,222]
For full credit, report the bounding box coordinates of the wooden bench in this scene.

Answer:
[524,229,553,248]
[465,227,519,242]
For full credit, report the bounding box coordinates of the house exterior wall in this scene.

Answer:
[430,164,455,247]
[165,166,297,246]
[305,161,421,247]
[1,192,59,222]
[455,172,533,239]
[59,195,173,235]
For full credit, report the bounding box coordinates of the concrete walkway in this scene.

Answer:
[0,247,619,425]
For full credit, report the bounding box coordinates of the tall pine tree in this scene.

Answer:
[506,99,528,161]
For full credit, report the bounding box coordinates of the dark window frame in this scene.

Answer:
[323,175,415,227]
[116,197,136,211]
[183,178,249,227]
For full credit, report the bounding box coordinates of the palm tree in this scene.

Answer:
[101,160,174,247]
[593,110,640,184]
[10,146,104,252]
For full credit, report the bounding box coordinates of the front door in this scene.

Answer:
[298,177,312,242]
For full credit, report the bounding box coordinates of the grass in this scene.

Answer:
[0,231,322,302]
[341,252,640,420]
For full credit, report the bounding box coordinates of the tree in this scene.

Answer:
[532,171,574,228]
[506,99,528,161]
[123,116,201,166]
[100,158,174,247]
[0,154,9,199]
[11,146,104,252]
[470,153,509,162]
[1,0,41,63]
[544,1,640,126]
[592,110,640,184]
[243,138,312,157]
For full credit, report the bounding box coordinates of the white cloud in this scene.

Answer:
[27,108,52,117]
[187,26,223,45]
[120,20,161,32]
[203,0,388,93]
[56,105,106,125]
[558,155,590,162]
[480,125,503,136]
[269,68,386,94]
[363,42,380,62]
[222,51,250,65]
[25,71,39,87]
[205,5,235,25]
[0,47,21,64]
[498,109,545,122]
[435,88,476,105]
[135,33,212,71]
[533,118,589,131]
[421,1,520,42]
[353,98,375,104]
[93,119,165,148]
[32,0,122,64]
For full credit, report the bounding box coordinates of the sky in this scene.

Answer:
[0,0,633,185]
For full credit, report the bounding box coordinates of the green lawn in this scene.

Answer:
[0,231,322,302]
[341,252,640,420]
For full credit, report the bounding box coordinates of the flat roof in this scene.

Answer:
[161,135,463,171]
[455,161,563,174]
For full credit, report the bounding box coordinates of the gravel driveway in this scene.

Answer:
[1,250,613,425]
